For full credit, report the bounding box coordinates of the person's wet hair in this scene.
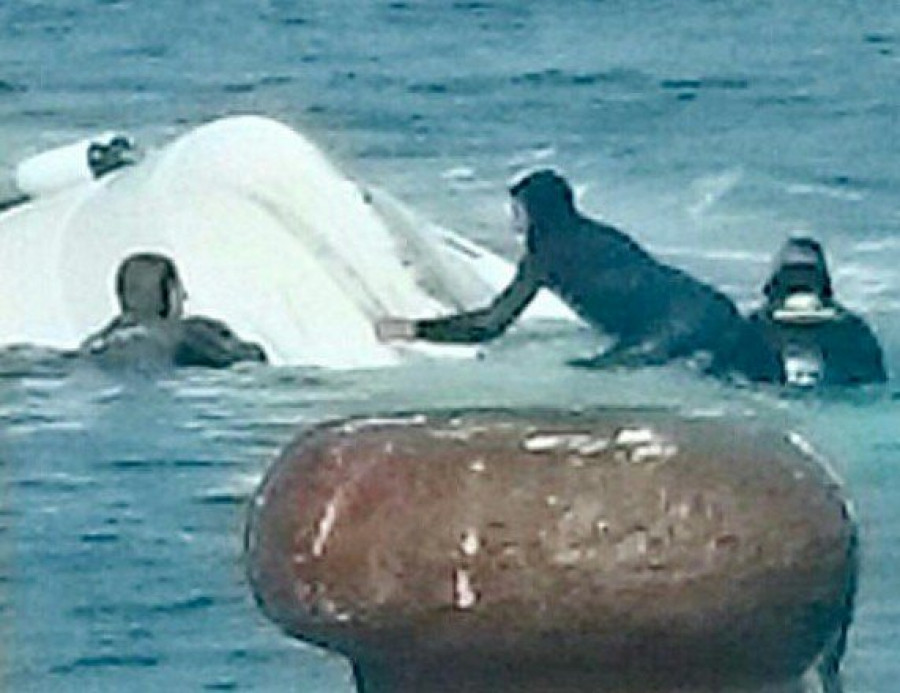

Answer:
[115,252,182,318]
[763,236,833,303]
[509,169,576,227]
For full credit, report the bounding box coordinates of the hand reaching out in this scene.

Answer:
[375,317,417,342]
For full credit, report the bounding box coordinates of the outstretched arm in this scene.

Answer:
[379,258,541,345]
[175,317,267,368]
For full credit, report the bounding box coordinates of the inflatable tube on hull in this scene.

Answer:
[13,132,130,197]
[0,116,576,367]
[245,409,857,693]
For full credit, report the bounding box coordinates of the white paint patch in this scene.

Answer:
[469,459,486,473]
[522,432,608,455]
[630,442,678,464]
[431,429,470,440]
[459,529,480,557]
[312,498,339,557]
[786,431,817,458]
[613,427,655,446]
[522,434,572,452]
[575,438,610,455]
[613,427,677,464]
[675,502,693,520]
[615,529,649,562]
[553,547,583,566]
[453,569,478,610]
[342,414,428,433]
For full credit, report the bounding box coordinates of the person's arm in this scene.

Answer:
[378,258,541,345]
[175,317,267,368]
[835,314,887,384]
[78,315,132,355]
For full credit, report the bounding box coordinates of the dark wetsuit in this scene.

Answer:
[413,171,782,383]
[81,314,267,369]
[175,317,267,368]
[747,302,886,387]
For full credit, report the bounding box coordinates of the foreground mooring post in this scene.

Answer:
[245,409,857,693]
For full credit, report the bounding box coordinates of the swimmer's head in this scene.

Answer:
[509,169,576,230]
[764,235,833,304]
[115,252,186,321]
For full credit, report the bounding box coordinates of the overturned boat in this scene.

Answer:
[0,116,574,367]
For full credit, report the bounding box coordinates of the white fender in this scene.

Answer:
[14,132,130,197]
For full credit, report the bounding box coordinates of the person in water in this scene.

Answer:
[80,252,267,368]
[377,169,782,383]
[746,236,886,387]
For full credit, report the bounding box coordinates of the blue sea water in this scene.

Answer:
[1,0,899,691]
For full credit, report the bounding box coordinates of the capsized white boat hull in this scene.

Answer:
[0,116,576,367]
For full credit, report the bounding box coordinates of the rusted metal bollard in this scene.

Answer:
[245,409,857,693]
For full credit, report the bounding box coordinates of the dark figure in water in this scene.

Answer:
[80,252,267,369]
[746,236,886,388]
[377,169,782,383]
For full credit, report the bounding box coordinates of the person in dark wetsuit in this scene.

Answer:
[80,252,267,368]
[746,236,886,387]
[376,169,782,383]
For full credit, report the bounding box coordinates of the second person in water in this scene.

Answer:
[81,252,267,369]
[377,169,785,383]
[748,236,886,387]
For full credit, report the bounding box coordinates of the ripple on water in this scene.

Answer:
[193,473,263,506]
[510,68,652,89]
[13,472,96,491]
[659,76,750,91]
[0,80,27,94]
[79,531,120,545]
[50,654,162,674]
[106,457,242,471]
[193,490,253,507]
[150,594,215,614]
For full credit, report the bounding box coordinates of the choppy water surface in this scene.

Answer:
[1,0,899,691]
[1,346,898,692]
